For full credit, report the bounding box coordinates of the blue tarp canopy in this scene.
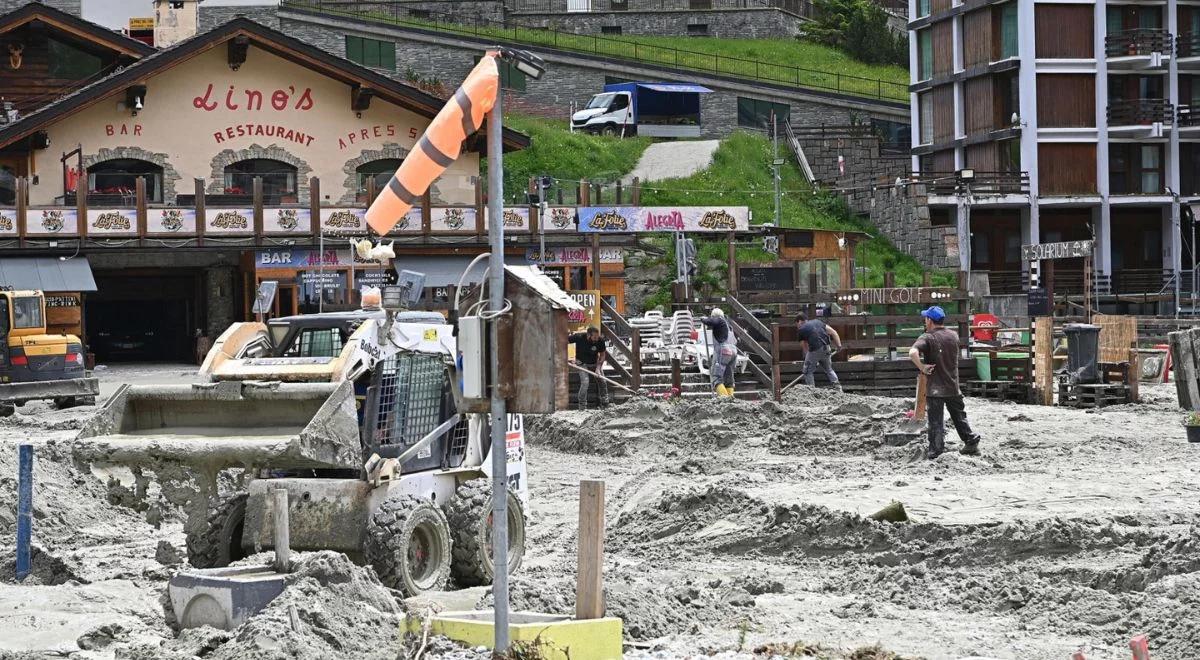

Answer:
[0,257,97,292]
[602,82,710,121]
[635,83,713,94]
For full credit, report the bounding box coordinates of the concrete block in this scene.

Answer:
[406,610,623,660]
[168,565,286,631]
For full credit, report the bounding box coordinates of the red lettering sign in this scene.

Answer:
[336,125,419,150]
[105,124,143,137]
[643,210,684,231]
[193,84,316,113]
[212,124,315,146]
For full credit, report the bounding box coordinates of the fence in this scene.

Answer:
[282,0,910,101]
[510,0,814,16]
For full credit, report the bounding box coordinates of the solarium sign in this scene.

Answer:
[577,206,750,233]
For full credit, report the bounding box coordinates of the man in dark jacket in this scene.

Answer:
[699,308,737,397]
[908,306,982,459]
[568,326,607,409]
[796,311,842,390]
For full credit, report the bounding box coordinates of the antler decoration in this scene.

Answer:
[7,43,23,70]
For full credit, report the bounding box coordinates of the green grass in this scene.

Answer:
[634,131,955,306]
[493,115,652,203]
[289,1,908,101]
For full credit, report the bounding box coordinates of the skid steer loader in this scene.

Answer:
[72,305,527,596]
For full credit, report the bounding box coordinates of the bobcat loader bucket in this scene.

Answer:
[73,380,362,471]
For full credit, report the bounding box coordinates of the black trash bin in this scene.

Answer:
[1063,323,1101,384]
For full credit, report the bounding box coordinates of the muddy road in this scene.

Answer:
[0,364,1196,659]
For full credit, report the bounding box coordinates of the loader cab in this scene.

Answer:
[267,310,446,358]
[0,290,85,383]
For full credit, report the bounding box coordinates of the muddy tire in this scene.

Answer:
[444,478,526,587]
[53,397,76,410]
[601,123,618,137]
[366,494,452,596]
[186,492,248,569]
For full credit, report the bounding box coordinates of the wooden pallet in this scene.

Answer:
[963,380,1033,403]
[1057,381,1131,409]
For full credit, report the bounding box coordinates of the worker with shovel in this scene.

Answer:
[908,306,982,459]
[569,326,608,410]
[797,310,843,391]
[699,308,738,397]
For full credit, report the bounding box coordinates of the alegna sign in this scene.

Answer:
[578,206,749,233]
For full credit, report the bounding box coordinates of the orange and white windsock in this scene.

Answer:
[366,55,500,235]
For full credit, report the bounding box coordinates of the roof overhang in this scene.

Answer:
[0,3,155,59]
[0,17,530,153]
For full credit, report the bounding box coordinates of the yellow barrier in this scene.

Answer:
[404,610,622,660]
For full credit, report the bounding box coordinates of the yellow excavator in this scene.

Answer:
[0,289,99,414]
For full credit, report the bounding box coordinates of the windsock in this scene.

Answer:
[366,55,500,235]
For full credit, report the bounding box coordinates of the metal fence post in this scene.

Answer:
[16,444,32,581]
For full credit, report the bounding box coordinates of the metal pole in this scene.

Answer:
[318,229,325,313]
[485,62,510,654]
[772,112,781,227]
[538,176,546,268]
[16,444,32,581]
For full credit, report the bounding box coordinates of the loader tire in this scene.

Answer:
[186,493,248,569]
[366,494,451,596]
[444,478,526,587]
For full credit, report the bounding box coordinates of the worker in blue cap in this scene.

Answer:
[908,305,982,459]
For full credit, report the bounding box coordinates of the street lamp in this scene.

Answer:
[485,46,544,654]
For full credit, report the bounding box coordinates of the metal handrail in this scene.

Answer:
[1105,28,1173,58]
[282,0,909,102]
[913,171,1030,195]
[510,0,814,17]
[1180,104,1200,126]
[1107,98,1174,126]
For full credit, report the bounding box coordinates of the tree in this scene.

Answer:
[806,0,907,66]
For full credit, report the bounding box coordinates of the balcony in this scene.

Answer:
[1105,29,1173,69]
[1107,99,1173,136]
[1180,104,1200,135]
[915,171,1030,196]
[1179,31,1200,64]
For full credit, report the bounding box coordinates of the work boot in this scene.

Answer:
[926,437,945,460]
[727,387,735,397]
[959,439,981,456]
[715,385,730,397]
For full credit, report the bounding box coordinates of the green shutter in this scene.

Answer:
[365,39,380,68]
[381,41,396,71]
[345,36,362,64]
[506,62,526,92]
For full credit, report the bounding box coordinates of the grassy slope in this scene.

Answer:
[498,117,948,302]
[302,2,906,100]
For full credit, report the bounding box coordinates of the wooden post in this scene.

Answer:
[615,179,623,205]
[16,177,27,246]
[630,328,641,389]
[272,488,290,573]
[252,176,264,238]
[75,172,87,240]
[772,323,782,401]
[671,357,682,394]
[135,176,147,238]
[1128,347,1140,403]
[631,176,640,205]
[1034,316,1054,405]
[421,190,432,234]
[194,178,206,245]
[365,177,377,206]
[579,179,590,206]
[884,272,896,357]
[1170,329,1200,409]
[575,480,606,620]
[727,231,737,294]
[309,177,321,235]
[591,233,601,290]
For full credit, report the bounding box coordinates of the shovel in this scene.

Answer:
[882,372,927,459]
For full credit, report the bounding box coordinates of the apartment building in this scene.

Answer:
[908,0,1199,308]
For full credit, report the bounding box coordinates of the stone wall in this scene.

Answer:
[200,6,900,141]
[510,8,803,38]
[198,5,282,32]
[0,0,79,16]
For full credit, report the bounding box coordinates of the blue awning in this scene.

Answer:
[636,83,713,94]
[0,257,97,292]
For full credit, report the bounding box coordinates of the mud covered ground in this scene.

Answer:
[0,364,1196,659]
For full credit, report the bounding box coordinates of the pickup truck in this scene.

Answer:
[570,82,712,138]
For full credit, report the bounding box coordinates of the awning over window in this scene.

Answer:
[392,255,530,288]
[0,257,97,292]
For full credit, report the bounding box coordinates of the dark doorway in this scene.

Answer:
[86,269,203,363]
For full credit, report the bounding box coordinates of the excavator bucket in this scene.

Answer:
[73,380,363,471]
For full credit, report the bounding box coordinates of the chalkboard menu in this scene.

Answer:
[1027,287,1050,316]
[738,266,795,291]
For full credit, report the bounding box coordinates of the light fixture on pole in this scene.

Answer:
[485,45,544,655]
